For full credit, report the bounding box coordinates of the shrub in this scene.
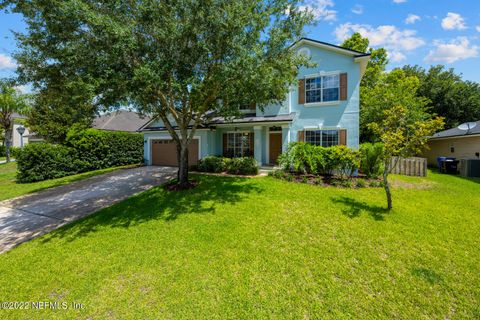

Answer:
[197,156,228,173]
[359,143,384,178]
[328,145,360,179]
[356,179,367,188]
[226,157,259,175]
[270,169,285,179]
[278,142,317,174]
[66,128,144,170]
[16,143,89,183]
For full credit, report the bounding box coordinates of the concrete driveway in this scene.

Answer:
[0,166,176,254]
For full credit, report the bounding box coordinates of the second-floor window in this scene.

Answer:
[305,74,340,103]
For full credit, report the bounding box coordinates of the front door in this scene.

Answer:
[269,133,282,165]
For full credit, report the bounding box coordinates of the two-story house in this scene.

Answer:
[140,38,370,166]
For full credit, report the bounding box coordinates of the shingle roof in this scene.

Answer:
[140,113,296,132]
[430,120,480,139]
[209,113,296,125]
[93,110,151,132]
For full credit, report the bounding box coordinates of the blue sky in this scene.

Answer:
[1,0,480,86]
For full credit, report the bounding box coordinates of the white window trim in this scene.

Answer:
[225,131,253,158]
[304,72,341,105]
[303,129,340,147]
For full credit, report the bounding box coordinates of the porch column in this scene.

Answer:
[281,125,290,152]
[253,126,263,165]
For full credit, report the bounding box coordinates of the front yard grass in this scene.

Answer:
[0,171,479,319]
[0,162,139,201]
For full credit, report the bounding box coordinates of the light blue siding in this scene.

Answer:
[142,40,364,165]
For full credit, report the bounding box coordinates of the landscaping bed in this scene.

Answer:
[269,169,383,188]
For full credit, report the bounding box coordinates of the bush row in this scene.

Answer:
[16,128,144,183]
[277,142,385,180]
[197,156,259,175]
[278,143,360,179]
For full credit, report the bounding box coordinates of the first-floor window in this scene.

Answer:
[226,132,253,157]
[305,130,339,147]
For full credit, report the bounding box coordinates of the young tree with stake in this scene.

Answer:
[369,105,444,210]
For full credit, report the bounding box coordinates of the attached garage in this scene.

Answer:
[151,139,199,166]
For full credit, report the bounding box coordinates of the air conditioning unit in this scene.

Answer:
[459,159,480,178]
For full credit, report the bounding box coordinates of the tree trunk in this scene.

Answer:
[4,128,12,163]
[383,167,392,210]
[177,141,189,186]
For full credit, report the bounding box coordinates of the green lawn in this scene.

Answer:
[0,171,479,319]
[0,162,138,201]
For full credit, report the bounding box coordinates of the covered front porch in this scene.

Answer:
[213,123,291,166]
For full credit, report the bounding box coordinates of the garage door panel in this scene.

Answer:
[151,139,199,166]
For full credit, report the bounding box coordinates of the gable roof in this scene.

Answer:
[430,120,480,139]
[290,38,371,58]
[93,110,151,132]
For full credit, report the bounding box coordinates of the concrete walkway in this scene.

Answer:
[0,166,176,254]
[0,159,15,164]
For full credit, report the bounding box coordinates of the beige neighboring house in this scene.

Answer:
[92,110,151,132]
[423,120,480,166]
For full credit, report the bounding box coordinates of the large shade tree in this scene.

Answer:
[0,79,30,163]
[1,0,313,187]
[402,65,480,129]
[26,80,97,144]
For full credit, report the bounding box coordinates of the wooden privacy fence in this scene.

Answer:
[389,157,427,177]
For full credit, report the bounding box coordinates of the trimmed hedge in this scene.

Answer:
[16,143,88,182]
[66,128,144,171]
[197,156,259,175]
[16,128,144,183]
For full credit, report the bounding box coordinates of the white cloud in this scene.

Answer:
[14,85,29,94]
[405,14,421,25]
[334,23,425,62]
[425,37,478,63]
[441,12,467,30]
[0,54,17,70]
[351,5,363,15]
[476,25,480,32]
[389,51,407,62]
[300,0,337,21]
[393,0,407,3]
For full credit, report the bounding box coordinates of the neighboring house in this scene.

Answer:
[93,110,152,132]
[423,120,480,166]
[140,38,370,166]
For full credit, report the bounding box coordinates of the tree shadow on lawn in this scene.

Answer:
[331,196,389,221]
[40,175,264,243]
[411,267,443,285]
